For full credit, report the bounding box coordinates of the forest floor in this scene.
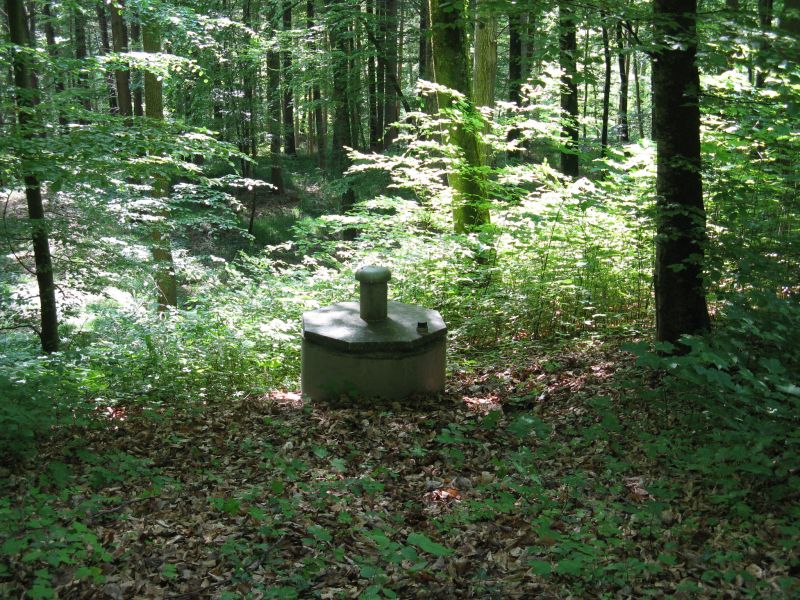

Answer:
[2,340,797,599]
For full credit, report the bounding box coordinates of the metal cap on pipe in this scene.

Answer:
[355,266,391,322]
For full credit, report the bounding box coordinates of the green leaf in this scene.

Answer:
[406,533,453,557]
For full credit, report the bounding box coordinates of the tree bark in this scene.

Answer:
[429,0,489,232]
[367,0,380,148]
[328,0,353,175]
[472,0,497,166]
[616,20,629,143]
[653,0,710,344]
[600,11,611,155]
[42,2,67,126]
[74,10,91,112]
[142,21,177,309]
[559,0,579,177]
[382,0,399,146]
[755,0,773,88]
[110,0,132,117]
[508,10,523,105]
[96,2,119,112]
[307,0,325,167]
[129,19,144,117]
[6,0,60,352]
[282,0,297,155]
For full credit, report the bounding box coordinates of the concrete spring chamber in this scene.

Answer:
[301,266,447,401]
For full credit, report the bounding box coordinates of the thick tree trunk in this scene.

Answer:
[616,21,629,142]
[472,0,497,166]
[653,0,710,344]
[419,0,431,81]
[375,0,386,146]
[142,22,177,310]
[429,0,489,232]
[559,0,579,177]
[110,0,132,117]
[282,0,296,155]
[600,12,611,155]
[6,0,60,352]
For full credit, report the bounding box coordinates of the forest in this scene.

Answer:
[1,0,799,596]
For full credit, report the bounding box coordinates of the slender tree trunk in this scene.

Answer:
[559,0,579,177]
[653,0,710,344]
[382,0,398,146]
[755,0,773,87]
[508,11,523,104]
[267,46,284,189]
[633,36,644,139]
[581,24,589,141]
[129,19,144,117]
[282,0,297,155]
[110,0,132,117]
[375,0,386,146]
[6,0,59,352]
[429,0,489,232]
[96,2,118,112]
[307,0,325,166]
[142,21,177,309]
[42,2,67,126]
[366,0,380,148]
[616,20,629,143]
[600,11,611,154]
[74,11,91,112]
[328,0,353,176]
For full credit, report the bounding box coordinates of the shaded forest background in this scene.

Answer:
[1,0,799,597]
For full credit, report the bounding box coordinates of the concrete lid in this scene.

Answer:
[355,265,391,284]
[303,301,447,353]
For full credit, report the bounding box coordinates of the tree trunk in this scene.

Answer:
[282,0,296,155]
[307,0,325,167]
[633,35,644,139]
[129,19,144,117]
[559,0,579,177]
[142,21,177,310]
[375,0,385,147]
[6,0,60,352]
[600,11,611,154]
[472,0,497,166]
[328,0,353,175]
[755,0,773,87]
[616,20,629,143]
[429,0,489,232]
[653,0,710,345]
[74,10,91,112]
[267,46,284,189]
[367,0,380,148]
[508,10,523,104]
[382,0,398,146]
[42,2,67,126]
[96,2,118,112]
[110,0,132,117]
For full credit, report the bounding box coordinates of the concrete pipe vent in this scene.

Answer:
[301,266,446,401]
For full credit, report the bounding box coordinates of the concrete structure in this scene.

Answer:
[301,266,447,401]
